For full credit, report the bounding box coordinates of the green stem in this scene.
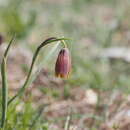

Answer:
[61,40,67,48]
[4,34,16,58]
[1,58,7,128]
[8,47,40,105]
[8,37,68,105]
[0,35,15,128]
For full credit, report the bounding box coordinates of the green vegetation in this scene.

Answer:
[0,0,130,129]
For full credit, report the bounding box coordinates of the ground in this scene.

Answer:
[0,0,130,129]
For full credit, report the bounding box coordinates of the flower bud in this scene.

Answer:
[0,35,3,45]
[55,48,71,78]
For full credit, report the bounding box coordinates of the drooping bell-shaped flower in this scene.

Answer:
[55,48,71,78]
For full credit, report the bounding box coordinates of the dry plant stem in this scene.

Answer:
[0,35,15,128]
[64,108,72,130]
[90,91,101,129]
[64,115,71,130]
[8,37,68,105]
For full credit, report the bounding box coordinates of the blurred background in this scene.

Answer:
[0,0,130,129]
